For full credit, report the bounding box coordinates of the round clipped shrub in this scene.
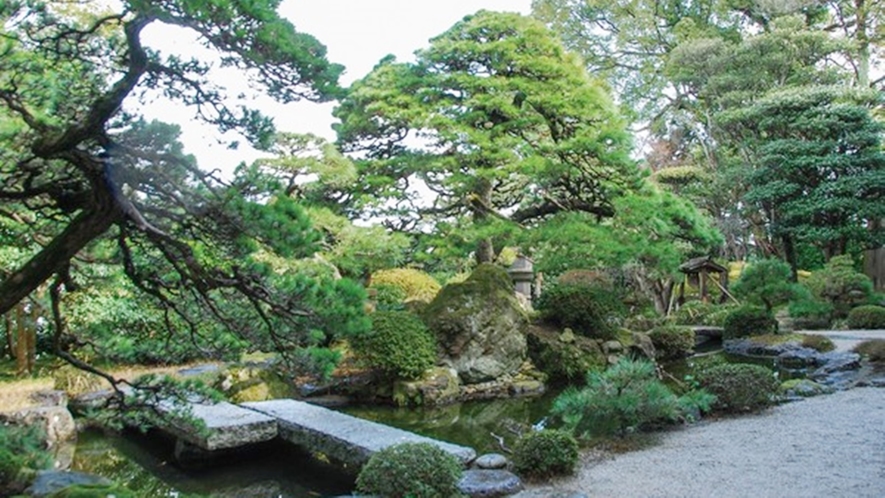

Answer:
[847,305,885,330]
[800,334,835,353]
[512,429,579,480]
[722,306,778,340]
[696,363,779,412]
[648,325,695,360]
[853,339,885,362]
[351,311,437,380]
[355,442,463,498]
[535,282,626,340]
[369,269,442,302]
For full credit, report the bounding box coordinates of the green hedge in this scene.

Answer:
[847,305,885,330]
[355,442,463,498]
[696,363,779,412]
[351,311,437,380]
[512,429,579,480]
[722,306,778,340]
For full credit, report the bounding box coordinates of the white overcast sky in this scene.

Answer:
[141,0,533,174]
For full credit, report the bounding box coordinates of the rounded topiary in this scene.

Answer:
[697,363,779,412]
[355,442,463,498]
[535,282,626,340]
[847,305,885,330]
[351,311,437,380]
[512,429,579,479]
[722,306,778,340]
[369,269,442,302]
[648,325,695,360]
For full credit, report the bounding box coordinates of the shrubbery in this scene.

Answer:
[0,423,51,496]
[512,429,579,479]
[847,305,885,330]
[369,269,442,302]
[788,298,834,330]
[535,282,626,340]
[731,259,800,311]
[648,325,695,360]
[853,339,885,362]
[806,255,873,318]
[722,306,778,339]
[368,282,408,311]
[350,311,437,380]
[355,442,463,498]
[696,363,779,412]
[551,358,714,437]
[670,301,734,327]
[800,334,835,353]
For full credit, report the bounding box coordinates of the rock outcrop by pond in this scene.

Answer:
[423,264,529,384]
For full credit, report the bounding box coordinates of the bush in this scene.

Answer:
[800,334,835,353]
[536,282,626,340]
[370,269,442,302]
[351,311,437,380]
[847,305,885,330]
[512,429,579,479]
[853,339,885,362]
[368,283,408,311]
[0,423,52,495]
[788,298,833,330]
[648,325,695,360]
[696,363,779,412]
[731,259,800,311]
[551,358,714,436]
[806,255,873,318]
[722,306,778,340]
[355,442,463,498]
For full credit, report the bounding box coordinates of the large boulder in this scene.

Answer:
[423,264,528,384]
[526,325,605,382]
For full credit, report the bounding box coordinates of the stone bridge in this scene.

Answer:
[156,398,476,468]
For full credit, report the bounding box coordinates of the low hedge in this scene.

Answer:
[355,442,463,498]
[696,363,779,413]
[512,429,579,480]
[722,306,778,340]
[846,305,885,330]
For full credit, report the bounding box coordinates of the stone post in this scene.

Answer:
[507,256,535,304]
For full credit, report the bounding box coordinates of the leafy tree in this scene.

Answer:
[334,10,640,263]
[731,258,801,311]
[0,1,368,384]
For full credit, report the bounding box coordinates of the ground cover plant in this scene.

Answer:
[722,306,779,339]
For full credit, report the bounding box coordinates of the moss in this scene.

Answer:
[47,484,136,498]
[370,269,442,302]
[800,334,835,353]
[746,333,803,346]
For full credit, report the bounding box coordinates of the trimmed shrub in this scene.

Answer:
[788,298,834,330]
[722,306,778,340]
[368,282,408,311]
[853,339,885,362]
[847,305,885,330]
[551,358,714,436]
[0,424,52,496]
[351,311,437,380]
[355,442,463,498]
[512,429,579,479]
[800,334,835,353]
[536,282,626,340]
[369,269,442,302]
[731,259,799,312]
[806,255,873,318]
[648,325,695,360]
[696,363,779,412]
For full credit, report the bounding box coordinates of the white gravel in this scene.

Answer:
[518,388,885,498]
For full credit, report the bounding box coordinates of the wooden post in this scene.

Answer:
[699,269,708,303]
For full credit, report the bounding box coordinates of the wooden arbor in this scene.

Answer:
[678,256,729,304]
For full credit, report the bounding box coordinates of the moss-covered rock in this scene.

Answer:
[422,264,528,384]
[526,325,605,383]
[217,365,295,403]
[779,378,833,398]
[393,367,461,407]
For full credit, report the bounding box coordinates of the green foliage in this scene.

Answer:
[671,301,734,327]
[47,483,137,498]
[788,297,834,330]
[696,363,779,412]
[351,311,437,380]
[800,334,836,353]
[731,259,800,311]
[512,429,579,479]
[551,358,714,436]
[847,305,885,330]
[0,423,51,495]
[648,325,695,360]
[853,339,885,362]
[722,306,778,340]
[369,269,442,303]
[806,255,874,318]
[536,282,626,340]
[355,442,463,498]
[368,283,408,311]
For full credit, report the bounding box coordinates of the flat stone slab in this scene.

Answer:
[243,399,476,467]
[159,400,278,451]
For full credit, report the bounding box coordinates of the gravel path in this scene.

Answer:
[517,388,885,498]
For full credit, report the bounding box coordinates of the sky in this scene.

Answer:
[141,0,533,175]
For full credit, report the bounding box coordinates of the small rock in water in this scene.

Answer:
[474,453,509,469]
[458,469,523,498]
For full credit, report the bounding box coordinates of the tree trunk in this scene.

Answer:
[782,234,799,282]
[472,178,495,265]
[14,305,27,375]
[0,206,119,316]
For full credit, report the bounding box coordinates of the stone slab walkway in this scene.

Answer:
[243,399,477,467]
[159,400,278,451]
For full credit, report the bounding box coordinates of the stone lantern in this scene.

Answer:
[507,255,535,303]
